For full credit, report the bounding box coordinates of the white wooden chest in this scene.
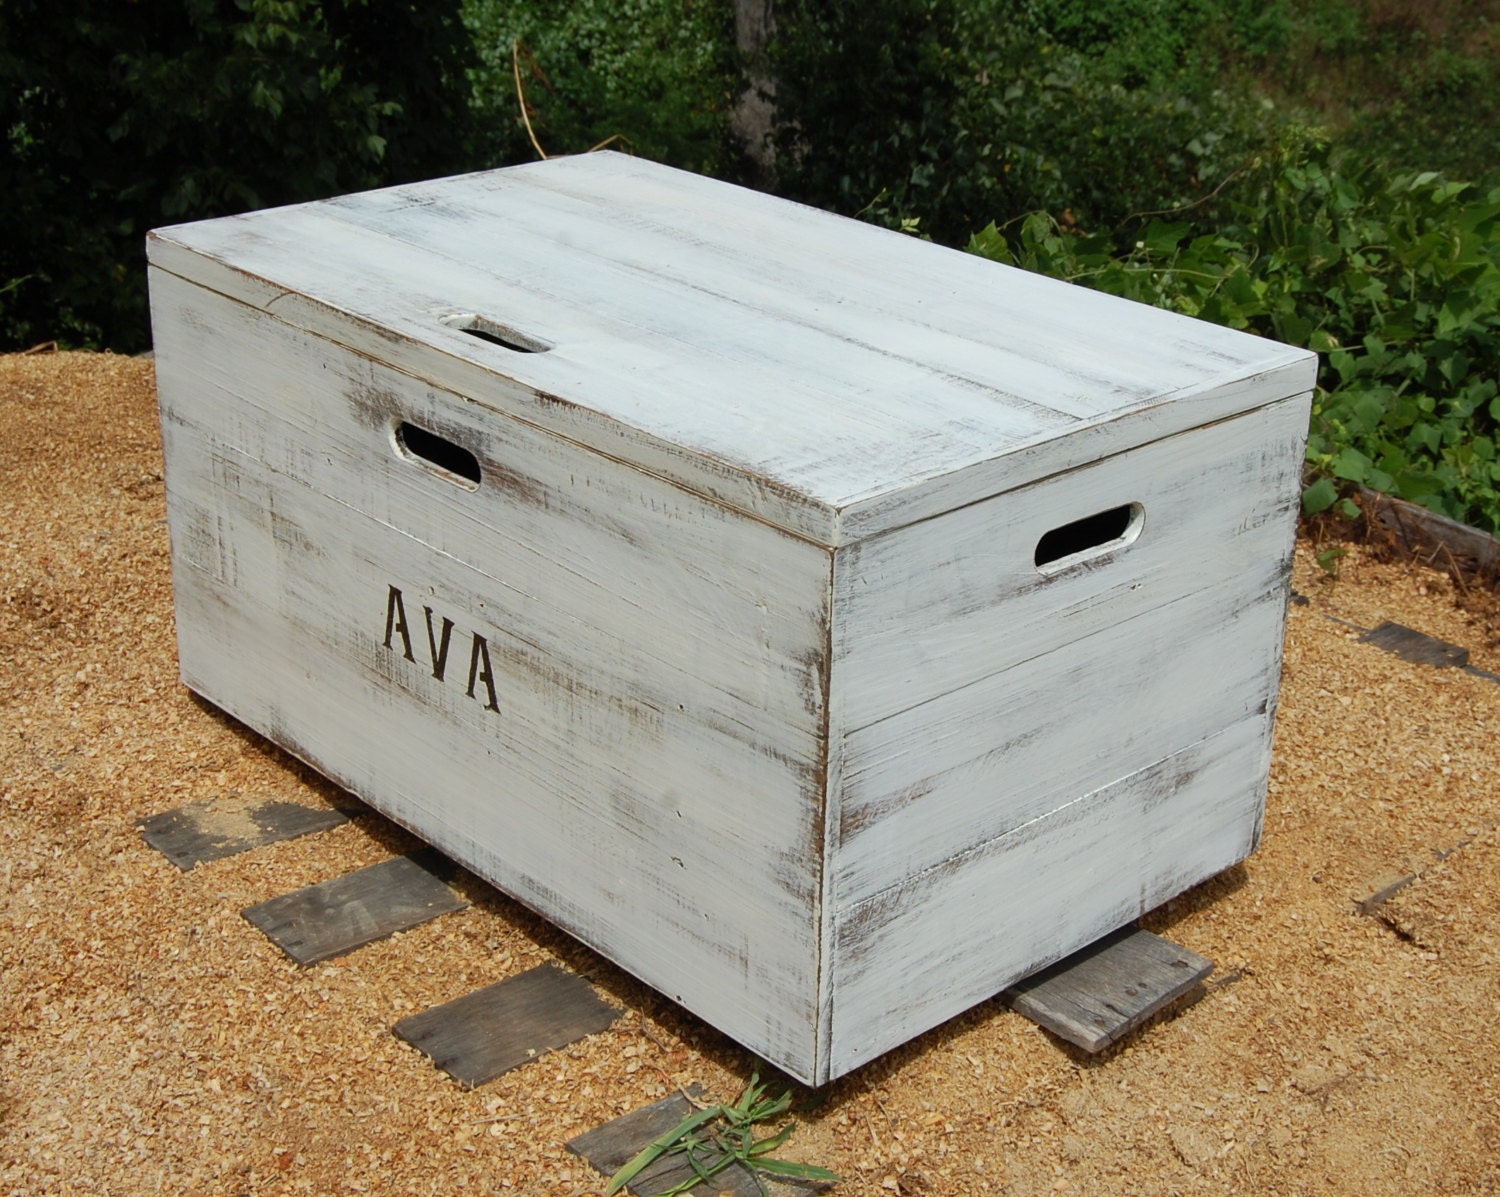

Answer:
[147,152,1316,1085]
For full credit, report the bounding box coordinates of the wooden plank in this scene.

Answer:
[139,796,349,870]
[567,1098,840,1197]
[567,1092,764,1196]
[241,849,466,966]
[1358,621,1471,668]
[151,275,830,752]
[1005,926,1213,1053]
[1360,486,1500,578]
[567,1087,763,1197]
[831,396,1307,906]
[834,395,1309,733]
[835,582,1287,907]
[394,963,619,1088]
[564,1092,774,1194]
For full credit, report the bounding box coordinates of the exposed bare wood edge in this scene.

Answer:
[1358,487,1500,584]
[814,550,842,1086]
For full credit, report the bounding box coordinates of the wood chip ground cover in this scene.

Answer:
[2,351,1498,1196]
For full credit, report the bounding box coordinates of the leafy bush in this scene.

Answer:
[969,137,1500,533]
[1256,0,1500,185]
[0,0,477,352]
[464,0,736,176]
[767,0,1280,246]
[1022,0,1291,85]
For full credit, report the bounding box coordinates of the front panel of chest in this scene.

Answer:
[152,268,835,1081]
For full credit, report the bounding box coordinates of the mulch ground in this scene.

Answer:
[2,350,1498,1197]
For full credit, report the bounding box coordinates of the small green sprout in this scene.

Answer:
[606,1072,838,1197]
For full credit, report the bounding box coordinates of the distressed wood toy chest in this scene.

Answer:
[148,153,1316,1085]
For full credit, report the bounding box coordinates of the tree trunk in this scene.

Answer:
[731,0,776,183]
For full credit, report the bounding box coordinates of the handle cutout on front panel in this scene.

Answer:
[1034,503,1143,571]
[395,421,481,487]
[440,313,550,354]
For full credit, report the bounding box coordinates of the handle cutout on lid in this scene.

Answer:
[395,421,481,488]
[1035,503,1143,571]
[440,313,550,354]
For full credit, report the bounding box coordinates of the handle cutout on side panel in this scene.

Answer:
[1035,503,1143,571]
[395,421,481,488]
[440,313,550,354]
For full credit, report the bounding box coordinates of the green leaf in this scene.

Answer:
[747,1125,797,1157]
[683,1144,726,1185]
[1332,446,1373,484]
[1142,219,1189,256]
[606,1106,720,1195]
[729,1073,765,1121]
[751,1158,843,1181]
[966,222,1014,265]
[1302,476,1339,515]
[1317,546,1347,576]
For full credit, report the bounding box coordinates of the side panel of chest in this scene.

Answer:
[825,394,1309,1076]
[832,396,1309,903]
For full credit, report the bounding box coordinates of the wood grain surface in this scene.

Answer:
[241,849,466,966]
[152,266,833,1080]
[139,797,348,870]
[567,1087,765,1196]
[1006,927,1214,1053]
[394,963,620,1088]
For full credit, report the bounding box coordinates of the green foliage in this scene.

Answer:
[606,1072,837,1197]
[768,0,1280,246]
[1257,0,1500,184]
[464,0,736,175]
[0,0,478,352]
[1023,0,1291,85]
[764,0,1500,249]
[1316,545,1349,577]
[969,137,1500,534]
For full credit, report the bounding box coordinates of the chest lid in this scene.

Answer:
[147,151,1316,547]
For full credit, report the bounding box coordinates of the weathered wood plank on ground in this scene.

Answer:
[1360,487,1500,578]
[241,849,466,965]
[567,1087,763,1197]
[1358,621,1471,668]
[1006,926,1213,1053]
[394,963,619,1087]
[140,797,349,870]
